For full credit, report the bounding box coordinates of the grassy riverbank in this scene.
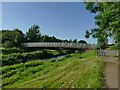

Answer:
[2,50,105,88]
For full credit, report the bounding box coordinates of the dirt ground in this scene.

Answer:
[100,56,118,89]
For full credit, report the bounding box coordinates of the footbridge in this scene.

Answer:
[22,42,96,49]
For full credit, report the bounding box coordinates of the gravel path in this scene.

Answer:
[100,56,118,89]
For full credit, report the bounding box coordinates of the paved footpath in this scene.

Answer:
[100,56,118,89]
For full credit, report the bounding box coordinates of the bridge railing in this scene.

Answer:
[96,50,118,56]
[21,42,96,49]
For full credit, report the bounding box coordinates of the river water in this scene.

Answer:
[40,54,68,62]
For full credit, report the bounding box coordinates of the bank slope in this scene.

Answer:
[2,51,105,88]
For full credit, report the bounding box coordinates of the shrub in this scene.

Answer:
[57,58,64,61]
[3,70,17,78]
[10,63,24,70]
[2,48,24,54]
[24,60,44,67]
[3,41,13,48]
[2,49,70,66]
[2,66,10,74]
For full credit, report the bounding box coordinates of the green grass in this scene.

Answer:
[2,50,105,88]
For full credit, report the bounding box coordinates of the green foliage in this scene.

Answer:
[24,60,44,67]
[1,48,24,54]
[26,25,41,42]
[2,49,69,66]
[78,40,87,44]
[73,39,77,43]
[108,45,117,50]
[75,50,81,53]
[2,29,25,48]
[3,41,13,48]
[2,51,45,66]
[48,50,59,56]
[85,2,120,49]
[79,50,95,58]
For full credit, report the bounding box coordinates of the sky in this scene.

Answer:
[2,2,113,44]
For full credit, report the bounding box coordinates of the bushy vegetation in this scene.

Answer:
[1,48,24,54]
[1,29,25,48]
[2,51,105,88]
[107,45,117,50]
[2,49,69,66]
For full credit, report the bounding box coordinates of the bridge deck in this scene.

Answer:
[22,42,95,49]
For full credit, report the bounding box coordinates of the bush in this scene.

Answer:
[57,58,64,61]
[2,48,24,54]
[2,49,71,66]
[2,50,55,66]
[3,70,17,78]
[2,66,10,74]
[24,60,44,67]
[10,64,23,70]
[3,41,13,48]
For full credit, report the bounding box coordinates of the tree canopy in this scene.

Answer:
[78,40,87,44]
[2,29,25,48]
[1,25,87,48]
[26,25,41,42]
[85,2,120,49]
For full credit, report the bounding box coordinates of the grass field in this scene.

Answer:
[2,50,105,88]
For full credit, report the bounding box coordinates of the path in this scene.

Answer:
[100,56,118,89]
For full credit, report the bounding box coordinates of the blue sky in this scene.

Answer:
[2,2,113,44]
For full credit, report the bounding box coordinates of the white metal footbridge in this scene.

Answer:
[22,42,96,49]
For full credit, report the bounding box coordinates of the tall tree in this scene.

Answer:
[50,36,57,42]
[85,2,120,59]
[41,35,50,42]
[2,29,25,47]
[69,39,73,43]
[78,40,87,44]
[85,2,120,48]
[73,39,77,43]
[26,25,41,42]
[13,29,26,46]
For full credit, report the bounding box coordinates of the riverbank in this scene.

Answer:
[2,51,105,88]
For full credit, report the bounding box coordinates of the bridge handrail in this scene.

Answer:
[21,42,96,49]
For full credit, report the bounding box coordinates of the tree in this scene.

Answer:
[63,39,69,43]
[69,39,72,43]
[85,2,120,59]
[41,35,50,42]
[4,40,13,48]
[26,25,41,42]
[2,29,25,48]
[78,40,87,44]
[50,36,57,42]
[73,39,77,43]
[85,2,120,49]
[13,29,26,47]
[85,28,109,49]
